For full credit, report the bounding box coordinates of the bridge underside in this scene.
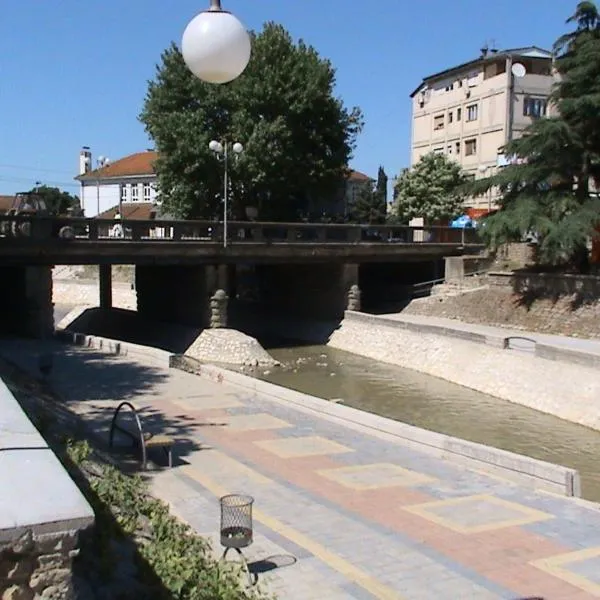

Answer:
[0,257,454,340]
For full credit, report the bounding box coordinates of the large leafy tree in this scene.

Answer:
[471,1,600,269]
[140,22,363,221]
[29,185,81,215]
[393,153,468,222]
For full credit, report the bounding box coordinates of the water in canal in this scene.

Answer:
[255,343,600,502]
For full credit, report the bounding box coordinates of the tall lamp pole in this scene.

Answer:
[209,140,244,247]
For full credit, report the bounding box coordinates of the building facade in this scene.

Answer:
[410,46,555,212]
[75,146,371,220]
[75,149,158,217]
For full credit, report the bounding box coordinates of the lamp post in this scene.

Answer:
[182,0,251,85]
[209,140,244,247]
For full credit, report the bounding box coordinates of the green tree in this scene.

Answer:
[471,1,600,269]
[29,185,81,215]
[393,153,468,222]
[140,22,363,221]
[349,166,388,223]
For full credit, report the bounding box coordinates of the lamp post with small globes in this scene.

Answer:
[209,140,244,247]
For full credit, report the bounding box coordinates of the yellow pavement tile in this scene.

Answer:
[254,435,352,458]
[317,463,435,490]
[170,395,242,411]
[402,494,554,534]
[224,413,291,431]
[531,547,600,596]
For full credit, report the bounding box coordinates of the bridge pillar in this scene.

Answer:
[99,265,112,309]
[0,266,54,338]
[135,265,209,328]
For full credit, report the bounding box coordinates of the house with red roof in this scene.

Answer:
[74,146,371,219]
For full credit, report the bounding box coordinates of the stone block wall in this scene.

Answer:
[0,377,94,600]
[1,528,83,599]
[494,243,537,268]
[488,271,600,301]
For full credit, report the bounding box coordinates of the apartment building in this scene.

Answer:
[410,46,555,212]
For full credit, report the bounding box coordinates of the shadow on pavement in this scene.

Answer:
[0,340,209,466]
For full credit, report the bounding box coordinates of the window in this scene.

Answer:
[457,108,462,121]
[524,97,547,118]
[448,111,453,124]
[447,145,452,154]
[466,104,478,121]
[143,182,152,202]
[120,185,127,202]
[433,114,445,130]
[433,147,444,154]
[131,184,139,202]
[455,141,460,154]
[465,138,477,156]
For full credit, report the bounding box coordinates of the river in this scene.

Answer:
[256,343,600,502]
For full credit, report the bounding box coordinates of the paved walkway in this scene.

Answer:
[4,339,600,599]
[384,312,600,356]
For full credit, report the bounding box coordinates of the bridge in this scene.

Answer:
[0,216,483,340]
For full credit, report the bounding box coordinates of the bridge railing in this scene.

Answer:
[0,215,481,245]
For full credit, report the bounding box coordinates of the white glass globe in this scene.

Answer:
[232,142,244,154]
[182,10,251,84]
[209,140,223,153]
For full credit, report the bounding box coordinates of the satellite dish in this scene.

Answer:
[511,62,526,78]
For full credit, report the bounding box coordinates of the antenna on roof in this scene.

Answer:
[480,41,489,58]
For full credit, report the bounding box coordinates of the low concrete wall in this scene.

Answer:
[444,255,493,282]
[50,329,581,497]
[0,377,94,599]
[329,311,600,432]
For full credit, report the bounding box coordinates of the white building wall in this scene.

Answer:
[81,183,120,217]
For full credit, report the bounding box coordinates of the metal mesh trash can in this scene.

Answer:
[220,494,254,585]
[220,494,254,549]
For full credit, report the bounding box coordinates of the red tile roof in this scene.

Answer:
[77,151,157,181]
[348,170,372,182]
[77,150,369,183]
[96,203,156,220]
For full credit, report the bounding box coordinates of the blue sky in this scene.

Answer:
[0,0,574,198]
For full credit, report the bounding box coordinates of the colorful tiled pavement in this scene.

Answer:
[4,340,600,599]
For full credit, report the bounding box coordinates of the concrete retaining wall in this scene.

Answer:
[329,311,600,432]
[343,310,600,369]
[0,377,94,599]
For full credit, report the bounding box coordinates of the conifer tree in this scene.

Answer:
[471,1,600,269]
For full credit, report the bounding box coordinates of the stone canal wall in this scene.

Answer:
[0,377,94,599]
[328,311,600,431]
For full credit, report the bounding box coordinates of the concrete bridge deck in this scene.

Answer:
[0,217,482,265]
[2,338,600,599]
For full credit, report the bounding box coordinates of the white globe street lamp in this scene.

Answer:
[182,0,251,85]
[210,139,244,247]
